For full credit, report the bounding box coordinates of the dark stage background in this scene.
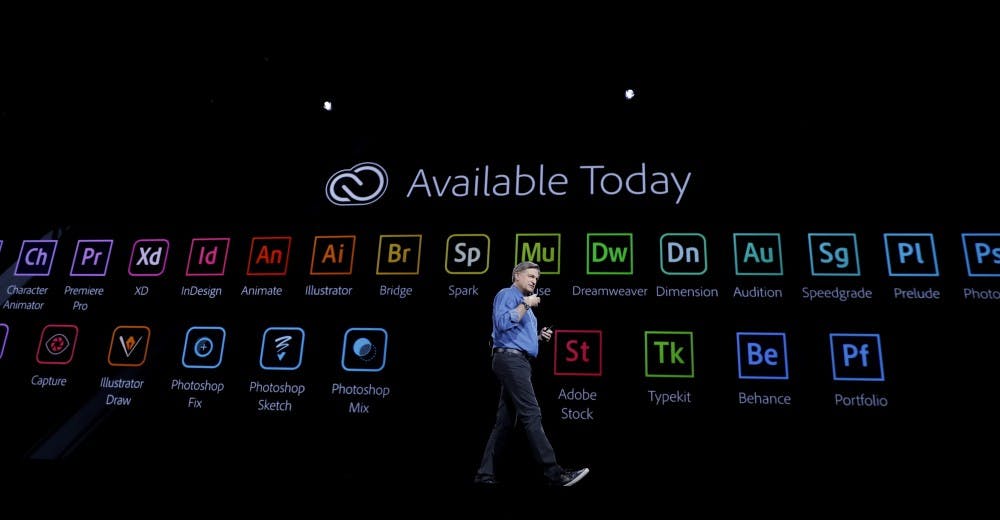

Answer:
[0,41,990,510]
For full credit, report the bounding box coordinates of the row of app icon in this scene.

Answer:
[0,323,884,381]
[0,323,387,372]
[3,233,998,278]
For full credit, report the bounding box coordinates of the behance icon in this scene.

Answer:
[326,162,389,206]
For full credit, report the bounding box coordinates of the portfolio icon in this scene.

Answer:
[830,333,884,382]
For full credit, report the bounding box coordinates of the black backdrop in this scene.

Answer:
[1,42,990,510]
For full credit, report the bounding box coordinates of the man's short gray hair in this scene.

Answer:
[512,261,540,282]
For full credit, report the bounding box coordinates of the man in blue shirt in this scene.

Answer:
[474,261,590,487]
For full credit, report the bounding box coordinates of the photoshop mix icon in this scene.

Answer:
[341,327,388,372]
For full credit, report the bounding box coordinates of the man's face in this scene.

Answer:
[515,268,540,294]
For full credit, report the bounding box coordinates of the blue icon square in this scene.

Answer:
[182,326,227,369]
[883,233,938,277]
[259,327,305,371]
[736,332,789,380]
[962,233,1000,277]
[341,327,388,372]
[830,333,884,382]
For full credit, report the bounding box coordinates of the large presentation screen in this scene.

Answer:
[0,66,984,498]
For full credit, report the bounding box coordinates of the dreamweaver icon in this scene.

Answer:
[326,162,389,206]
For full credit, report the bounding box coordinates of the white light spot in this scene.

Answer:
[323,100,333,111]
[624,89,636,100]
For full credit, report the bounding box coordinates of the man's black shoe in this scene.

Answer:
[473,474,498,485]
[552,468,589,487]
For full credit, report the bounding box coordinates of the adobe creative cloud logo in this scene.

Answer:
[326,162,389,206]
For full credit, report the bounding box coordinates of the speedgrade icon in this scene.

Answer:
[326,162,389,206]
